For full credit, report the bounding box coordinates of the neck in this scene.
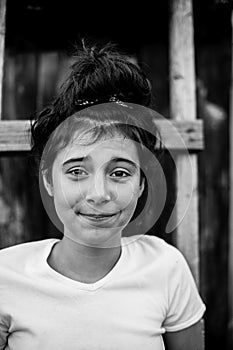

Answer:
[48,235,122,284]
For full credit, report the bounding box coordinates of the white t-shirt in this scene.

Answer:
[0,235,206,350]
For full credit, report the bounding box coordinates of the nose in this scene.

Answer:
[85,172,111,204]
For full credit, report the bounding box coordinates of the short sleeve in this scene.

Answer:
[163,247,206,332]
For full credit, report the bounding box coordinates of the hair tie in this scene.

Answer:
[75,94,128,107]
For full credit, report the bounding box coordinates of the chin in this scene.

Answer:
[64,226,122,248]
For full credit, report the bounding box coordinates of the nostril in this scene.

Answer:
[86,194,111,203]
[85,180,111,203]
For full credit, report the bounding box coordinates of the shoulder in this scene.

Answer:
[0,239,58,271]
[123,234,184,259]
[122,234,187,271]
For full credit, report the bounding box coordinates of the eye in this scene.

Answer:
[110,169,131,178]
[67,168,88,177]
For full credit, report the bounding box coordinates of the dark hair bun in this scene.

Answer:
[66,42,152,107]
[31,42,152,162]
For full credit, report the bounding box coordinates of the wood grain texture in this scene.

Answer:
[0,0,6,119]
[0,120,31,151]
[0,119,203,152]
[169,0,200,285]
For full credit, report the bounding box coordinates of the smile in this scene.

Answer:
[78,212,119,222]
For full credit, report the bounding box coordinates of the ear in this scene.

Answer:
[138,177,145,198]
[42,170,54,197]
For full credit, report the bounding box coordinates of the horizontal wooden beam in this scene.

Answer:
[0,119,204,152]
[157,119,203,151]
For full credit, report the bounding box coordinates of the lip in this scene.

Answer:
[79,213,116,217]
[78,212,119,223]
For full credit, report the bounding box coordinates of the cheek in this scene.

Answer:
[53,178,84,208]
[115,182,141,208]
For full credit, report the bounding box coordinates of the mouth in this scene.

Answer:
[78,212,119,222]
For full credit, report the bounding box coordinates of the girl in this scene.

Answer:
[0,44,205,349]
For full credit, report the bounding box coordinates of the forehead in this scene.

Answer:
[55,133,140,164]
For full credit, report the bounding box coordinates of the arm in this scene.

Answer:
[163,320,204,350]
[162,245,206,348]
[0,319,9,350]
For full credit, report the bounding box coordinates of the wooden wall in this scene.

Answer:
[0,51,72,247]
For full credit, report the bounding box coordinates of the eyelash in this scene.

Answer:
[110,169,131,178]
[67,168,131,179]
[67,168,88,177]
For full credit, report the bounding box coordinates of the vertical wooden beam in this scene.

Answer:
[0,0,6,119]
[0,0,7,246]
[228,9,233,349]
[169,0,200,284]
[169,4,205,345]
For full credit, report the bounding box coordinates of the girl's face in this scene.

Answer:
[43,133,145,248]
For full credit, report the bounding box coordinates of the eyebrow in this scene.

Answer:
[63,156,87,166]
[62,156,138,169]
[109,157,138,169]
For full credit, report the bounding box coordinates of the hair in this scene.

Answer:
[31,42,163,230]
[41,102,163,174]
[31,42,152,167]
[39,102,164,226]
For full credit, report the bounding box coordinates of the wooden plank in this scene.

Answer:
[228,9,233,349]
[2,52,38,120]
[157,119,203,150]
[0,120,30,151]
[169,0,200,284]
[0,119,204,152]
[0,0,6,119]
[37,52,66,110]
